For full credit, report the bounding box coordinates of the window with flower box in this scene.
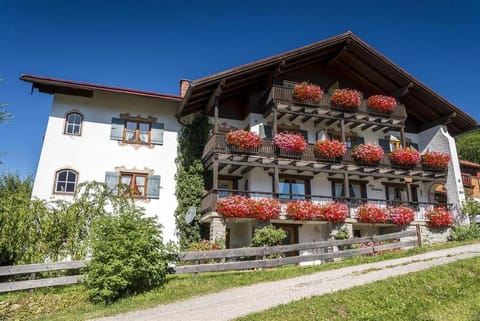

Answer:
[278,176,311,200]
[383,183,418,205]
[331,180,367,200]
[104,171,161,199]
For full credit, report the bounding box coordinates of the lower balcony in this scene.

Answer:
[201,189,451,223]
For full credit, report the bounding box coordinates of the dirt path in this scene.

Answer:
[92,243,480,321]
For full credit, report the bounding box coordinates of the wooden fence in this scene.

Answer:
[0,230,418,293]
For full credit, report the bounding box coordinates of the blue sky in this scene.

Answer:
[1,0,480,178]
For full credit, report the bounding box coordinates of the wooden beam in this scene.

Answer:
[326,40,350,67]
[206,79,226,114]
[419,113,456,131]
[228,165,241,174]
[361,123,374,130]
[301,115,313,123]
[241,166,254,175]
[273,60,286,77]
[391,82,414,99]
[326,119,338,126]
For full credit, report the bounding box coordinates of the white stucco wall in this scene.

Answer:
[32,91,181,242]
[419,125,465,221]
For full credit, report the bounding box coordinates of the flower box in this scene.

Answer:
[356,204,388,224]
[330,89,362,110]
[389,206,415,226]
[273,132,307,154]
[313,139,346,162]
[352,143,384,166]
[292,81,323,103]
[216,195,281,222]
[389,148,420,168]
[321,202,349,223]
[425,207,453,228]
[286,200,322,221]
[421,151,451,172]
[367,95,397,113]
[226,130,262,153]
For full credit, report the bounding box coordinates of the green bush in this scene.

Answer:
[85,207,170,304]
[449,224,480,241]
[251,225,287,247]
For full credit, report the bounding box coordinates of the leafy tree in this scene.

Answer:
[85,204,170,304]
[461,197,480,225]
[456,132,480,163]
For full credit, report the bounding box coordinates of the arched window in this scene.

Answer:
[54,169,78,193]
[65,112,83,135]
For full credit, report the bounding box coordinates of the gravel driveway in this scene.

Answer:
[93,243,480,321]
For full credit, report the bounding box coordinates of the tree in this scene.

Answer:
[461,197,480,225]
[456,131,480,163]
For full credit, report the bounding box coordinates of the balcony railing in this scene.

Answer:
[265,85,407,121]
[202,133,423,171]
[201,189,451,222]
[461,174,473,187]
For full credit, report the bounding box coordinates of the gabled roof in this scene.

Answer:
[20,74,182,102]
[178,31,477,135]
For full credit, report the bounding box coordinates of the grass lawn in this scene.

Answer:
[0,240,478,321]
[236,256,480,321]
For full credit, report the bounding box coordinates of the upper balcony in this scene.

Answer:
[263,85,407,129]
[202,133,448,183]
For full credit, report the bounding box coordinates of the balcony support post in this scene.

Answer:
[405,182,412,203]
[273,108,278,136]
[340,119,346,143]
[213,156,219,190]
[214,97,219,134]
[274,165,279,197]
[343,171,350,198]
[400,126,406,148]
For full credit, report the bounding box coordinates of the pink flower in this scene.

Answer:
[367,95,397,113]
[352,143,384,164]
[273,132,307,152]
[331,89,363,108]
[314,139,346,159]
[293,82,323,102]
[390,148,420,166]
[389,206,415,225]
[356,204,388,223]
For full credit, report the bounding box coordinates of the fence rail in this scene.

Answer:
[0,230,419,293]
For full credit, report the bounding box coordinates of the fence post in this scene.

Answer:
[415,224,422,247]
[28,272,36,294]
[371,235,376,254]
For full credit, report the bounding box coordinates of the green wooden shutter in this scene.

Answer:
[378,139,391,153]
[105,171,119,194]
[409,142,419,151]
[299,130,308,142]
[110,118,124,141]
[147,175,161,199]
[151,122,164,145]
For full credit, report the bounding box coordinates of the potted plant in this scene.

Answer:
[313,139,346,161]
[367,95,397,113]
[286,200,322,221]
[425,207,453,228]
[356,204,388,224]
[225,130,262,153]
[389,148,420,168]
[421,151,451,172]
[321,202,349,223]
[251,198,282,221]
[273,132,307,158]
[292,81,323,103]
[352,143,384,165]
[389,206,415,226]
[330,89,363,109]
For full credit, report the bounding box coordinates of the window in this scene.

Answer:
[279,177,308,200]
[54,169,78,193]
[104,171,161,199]
[65,112,83,135]
[218,178,235,198]
[332,181,367,199]
[384,184,418,205]
[330,132,364,149]
[124,120,151,144]
[110,117,164,145]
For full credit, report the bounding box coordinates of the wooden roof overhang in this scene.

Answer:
[204,153,446,184]
[178,32,477,135]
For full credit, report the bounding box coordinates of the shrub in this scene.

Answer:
[251,225,287,247]
[273,132,307,152]
[389,148,421,166]
[313,139,346,160]
[226,130,262,150]
[426,207,453,228]
[367,95,397,113]
[449,225,480,241]
[85,208,170,304]
[293,81,323,102]
[356,204,388,224]
[352,143,384,165]
[330,89,363,108]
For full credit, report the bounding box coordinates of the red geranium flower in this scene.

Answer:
[421,151,451,171]
[357,204,388,224]
[426,207,453,228]
[389,206,415,225]
[293,81,323,102]
[226,130,262,151]
[353,143,384,165]
[331,89,363,108]
[390,148,421,166]
[273,132,307,152]
[321,202,349,223]
[367,95,397,113]
[314,139,346,160]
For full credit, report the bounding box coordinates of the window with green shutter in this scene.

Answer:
[105,171,160,199]
[110,116,164,146]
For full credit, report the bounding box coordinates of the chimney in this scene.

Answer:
[179,79,191,97]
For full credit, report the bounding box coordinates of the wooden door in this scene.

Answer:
[274,224,298,257]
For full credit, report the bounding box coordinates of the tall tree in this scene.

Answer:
[456,131,480,164]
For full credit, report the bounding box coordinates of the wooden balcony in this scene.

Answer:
[201,189,450,222]
[202,134,448,183]
[462,174,473,187]
[264,85,407,130]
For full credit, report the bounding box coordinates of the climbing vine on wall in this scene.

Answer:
[174,113,211,249]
